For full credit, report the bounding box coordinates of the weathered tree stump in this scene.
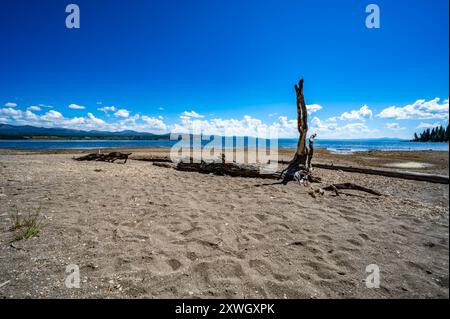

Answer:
[280,79,319,185]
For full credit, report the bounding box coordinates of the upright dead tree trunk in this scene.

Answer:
[281,79,317,185]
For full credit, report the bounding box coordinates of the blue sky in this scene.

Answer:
[0,0,448,138]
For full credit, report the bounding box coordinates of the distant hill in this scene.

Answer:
[0,123,170,140]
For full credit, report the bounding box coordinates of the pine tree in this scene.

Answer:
[413,124,450,142]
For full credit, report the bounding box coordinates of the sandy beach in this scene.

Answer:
[0,148,448,298]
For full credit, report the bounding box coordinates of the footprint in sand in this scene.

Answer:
[249,259,272,276]
[167,258,183,271]
[358,233,371,241]
[254,213,268,222]
[192,259,246,284]
[249,233,266,241]
[346,238,363,247]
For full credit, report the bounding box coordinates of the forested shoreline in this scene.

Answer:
[413,125,449,142]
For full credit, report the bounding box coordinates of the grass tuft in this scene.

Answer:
[9,211,41,242]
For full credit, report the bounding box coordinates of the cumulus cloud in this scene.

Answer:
[68,103,86,110]
[27,106,41,111]
[181,110,204,118]
[306,104,323,114]
[0,108,169,133]
[87,112,106,125]
[377,98,449,120]
[0,107,168,133]
[311,116,338,131]
[98,106,117,113]
[41,110,64,121]
[1,103,384,138]
[416,122,443,129]
[310,116,378,138]
[385,122,406,131]
[114,109,130,118]
[141,116,167,131]
[172,114,298,138]
[4,102,17,107]
[8,97,442,139]
[339,105,373,121]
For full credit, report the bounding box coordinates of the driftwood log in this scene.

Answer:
[73,152,132,163]
[176,154,281,179]
[133,157,172,163]
[165,157,448,185]
[271,160,449,184]
[313,163,449,184]
[322,183,382,196]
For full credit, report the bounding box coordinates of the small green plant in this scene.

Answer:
[9,210,23,231]
[9,211,41,242]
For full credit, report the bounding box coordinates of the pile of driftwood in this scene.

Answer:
[71,79,448,198]
[173,159,448,183]
[148,156,383,196]
[133,78,448,197]
[73,151,132,164]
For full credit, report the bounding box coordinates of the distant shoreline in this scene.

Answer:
[0,138,448,153]
[0,146,448,157]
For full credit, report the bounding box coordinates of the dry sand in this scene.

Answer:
[0,148,448,298]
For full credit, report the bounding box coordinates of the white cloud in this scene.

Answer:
[68,103,85,110]
[306,104,322,114]
[385,122,406,131]
[377,98,449,120]
[339,105,373,121]
[0,107,168,133]
[98,106,117,113]
[0,108,21,117]
[141,116,167,131]
[4,102,17,107]
[87,112,106,125]
[1,104,384,138]
[310,116,378,138]
[173,113,301,138]
[41,110,63,121]
[311,116,338,131]
[6,98,442,139]
[416,122,443,129]
[27,106,41,111]
[114,109,130,118]
[158,107,164,111]
[181,110,204,118]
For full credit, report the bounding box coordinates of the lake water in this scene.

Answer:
[0,138,448,153]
